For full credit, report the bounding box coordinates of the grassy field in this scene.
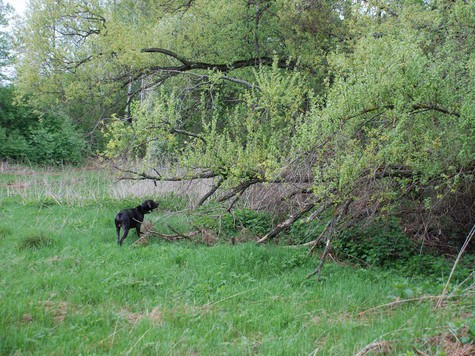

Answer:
[0,164,473,355]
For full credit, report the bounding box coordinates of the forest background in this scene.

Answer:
[0,0,474,265]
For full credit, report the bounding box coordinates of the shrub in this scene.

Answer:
[334,218,414,267]
[333,217,474,281]
[0,86,87,165]
[28,113,86,165]
[396,254,475,282]
[285,218,325,244]
[196,208,272,238]
[0,128,33,161]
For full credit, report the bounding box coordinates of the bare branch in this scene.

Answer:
[305,199,352,281]
[115,166,217,182]
[197,176,224,207]
[217,178,262,202]
[227,193,241,213]
[142,47,297,73]
[257,200,317,244]
[412,103,460,117]
[141,48,190,66]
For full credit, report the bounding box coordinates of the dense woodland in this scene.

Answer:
[0,0,474,265]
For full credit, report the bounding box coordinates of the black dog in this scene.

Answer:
[115,200,158,246]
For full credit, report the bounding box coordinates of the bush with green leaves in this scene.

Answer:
[333,217,473,282]
[334,218,414,267]
[221,208,273,236]
[395,254,475,282]
[0,127,32,160]
[194,207,272,239]
[28,113,86,165]
[0,86,86,164]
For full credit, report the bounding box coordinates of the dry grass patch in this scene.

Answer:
[421,329,475,356]
[41,300,70,324]
[119,306,164,325]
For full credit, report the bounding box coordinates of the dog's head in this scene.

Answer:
[141,200,158,213]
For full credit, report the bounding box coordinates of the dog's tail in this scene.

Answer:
[115,212,124,226]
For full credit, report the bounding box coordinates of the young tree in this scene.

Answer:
[0,0,13,83]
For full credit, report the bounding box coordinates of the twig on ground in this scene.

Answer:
[354,340,391,356]
[357,294,465,316]
[142,224,214,243]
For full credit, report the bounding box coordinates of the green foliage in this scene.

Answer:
[220,208,273,236]
[104,63,312,186]
[13,0,343,159]
[0,127,32,160]
[194,207,272,239]
[334,217,474,282]
[286,218,326,244]
[0,86,86,164]
[0,0,13,81]
[396,254,475,282]
[8,0,475,260]
[335,218,414,267]
[28,113,86,165]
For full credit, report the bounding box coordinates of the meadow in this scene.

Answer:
[0,164,473,355]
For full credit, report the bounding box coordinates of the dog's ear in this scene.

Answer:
[147,201,152,209]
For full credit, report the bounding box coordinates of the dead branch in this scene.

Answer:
[307,218,333,255]
[227,193,241,212]
[285,187,313,200]
[197,176,224,207]
[115,166,217,182]
[257,200,317,244]
[306,199,351,281]
[141,47,297,73]
[217,178,262,202]
[147,225,200,241]
[306,234,333,281]
[358,295,458,316]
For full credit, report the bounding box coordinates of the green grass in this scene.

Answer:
[0,166,473,354]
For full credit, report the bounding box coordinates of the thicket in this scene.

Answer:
[5,0,475,270]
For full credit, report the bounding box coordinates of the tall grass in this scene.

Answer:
[0,164,473,354]
[0,162,212,206]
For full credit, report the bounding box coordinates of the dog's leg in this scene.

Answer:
[136,224,142,238]
[119,228,130,246]
[116,224,121,244]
